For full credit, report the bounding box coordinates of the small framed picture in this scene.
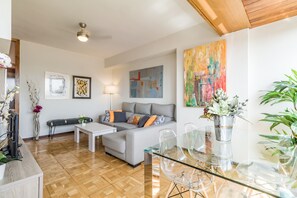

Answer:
[73,76,91,99]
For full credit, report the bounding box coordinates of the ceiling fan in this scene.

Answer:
[76,22,112,42]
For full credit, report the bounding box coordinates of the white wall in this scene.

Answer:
[111,52,177,109]
[0,0,12,54]
[248,17,297,158]
[108,17,297,161]
[108,24,250,161]
[0,0,11,40]
[20,40,112,138]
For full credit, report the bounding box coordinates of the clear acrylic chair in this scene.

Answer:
[159,128,213,197]
[159,128,191,197]
[217,145,297,197]
[184,123,214,196]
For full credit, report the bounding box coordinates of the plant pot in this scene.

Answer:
[0,164,6,180]
[214,115,234,142]
[81,122,86,127]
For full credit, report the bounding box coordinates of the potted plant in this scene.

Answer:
[201,89,248,142]
[259,69,297,163]
[0,86,19,139]
[79,115,87,126]
[27,81,42,140]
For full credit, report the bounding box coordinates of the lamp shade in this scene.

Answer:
[104,85,117,94]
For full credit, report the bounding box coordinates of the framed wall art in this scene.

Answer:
[73,76,91,99]
[184,40,226,107]
[129,65,163,98]
[45,71,70,99]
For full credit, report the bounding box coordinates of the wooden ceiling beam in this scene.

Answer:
[243,0,297,28]
[187,0,251,36]
[188,0,297,34]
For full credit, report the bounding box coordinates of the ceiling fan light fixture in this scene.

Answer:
[77,31,89,42]
[77,22,89,42]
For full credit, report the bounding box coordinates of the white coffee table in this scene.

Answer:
[74,122,117,152]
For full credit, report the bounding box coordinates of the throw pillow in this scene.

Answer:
[153,115,165,125]
[114,112,127,122]
[127,115,134,124]
[104,110,110,122]
[144,115,157,127]
[109,111,115,123]
[138,115,150,128]
[132,115,141,125]
[108,110,122,123]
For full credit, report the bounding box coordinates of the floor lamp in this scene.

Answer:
[104,85,117,110]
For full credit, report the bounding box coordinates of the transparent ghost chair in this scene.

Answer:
[185,123,221,166]
[217,143,297,197]
[159,128,213,197]
[183,123,214,195]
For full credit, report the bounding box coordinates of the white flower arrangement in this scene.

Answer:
[0,53,12,68]
[0,87,19,126]
[201,88,248,120]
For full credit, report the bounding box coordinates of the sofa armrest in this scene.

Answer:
[125,121,177,166]
[99,114,106,123]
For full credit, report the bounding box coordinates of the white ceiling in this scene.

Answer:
[12,0,204,58]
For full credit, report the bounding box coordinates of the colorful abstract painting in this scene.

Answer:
[73,76,91,99]
[130,65,163,98]
[184,40,226,107]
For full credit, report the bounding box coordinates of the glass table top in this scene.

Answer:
[145,129,297,198]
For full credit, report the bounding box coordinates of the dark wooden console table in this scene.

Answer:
[46,117,93,138]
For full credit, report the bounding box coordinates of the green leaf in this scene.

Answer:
[291,122,297,134]
[259,134,285,140]
[0,152,6,161]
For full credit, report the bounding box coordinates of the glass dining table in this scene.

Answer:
[144,129,297,198]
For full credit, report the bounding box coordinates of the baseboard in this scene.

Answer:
[23,131,74,141]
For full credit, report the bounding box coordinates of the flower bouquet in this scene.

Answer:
[201,89,248,141]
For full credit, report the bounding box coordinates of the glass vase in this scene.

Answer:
[0,118,7,141]
[33,113,40,140]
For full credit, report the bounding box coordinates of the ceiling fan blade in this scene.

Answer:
[92,35,112,40]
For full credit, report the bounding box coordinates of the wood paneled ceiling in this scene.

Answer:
[243,0,297,27]
[188,0,297,36]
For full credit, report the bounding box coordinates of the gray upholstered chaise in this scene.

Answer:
[99,102,176,166]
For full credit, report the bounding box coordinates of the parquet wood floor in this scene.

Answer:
[25,133,269,198]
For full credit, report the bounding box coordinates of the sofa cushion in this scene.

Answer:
[152,104,175,118]
[114,112,127,122]
[153,115,165,125]
[102,131,126,154]
[122,102,135,113]
[127,115,134,124]
[144,115,157,127]
[138,115,150,128]
[104,110,110,122]
[101,120,113,127]
[112,122,137,131]
[135,103,151,114]
[132,115,141,125]
[125,112,134,119]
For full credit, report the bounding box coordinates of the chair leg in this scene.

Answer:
[166,182,175,198]
[166,182,189,198]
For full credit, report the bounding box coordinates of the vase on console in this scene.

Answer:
[27,81,42,141]
[33,112,40,140]
[200,89,248,142]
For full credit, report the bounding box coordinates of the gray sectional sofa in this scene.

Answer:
[99,102,176,166]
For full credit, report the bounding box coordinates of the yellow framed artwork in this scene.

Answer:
[73,76,91,99]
